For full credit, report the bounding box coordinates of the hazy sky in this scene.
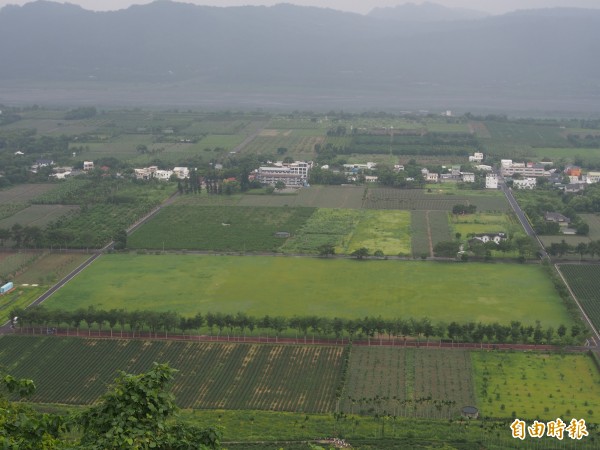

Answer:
[2,0,600,15]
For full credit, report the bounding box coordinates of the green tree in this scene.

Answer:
[113,229,127,250]
[274,181,286,191]
[351,247,370,259]
[318,243,336,257]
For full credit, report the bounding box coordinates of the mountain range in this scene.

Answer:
[0,1,599,113]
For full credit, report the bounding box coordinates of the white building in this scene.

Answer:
[586,171,600,184]
[513,177,537,189]
[173,167,190,179]
[501,161,547,177]
[461,172,475,183]
[468,152,484,163]
[476,165,493,172]
[426,172,439,182]
[486,173,498,189]
[83,161,94,171]
[256,161,311,188]
[154,169,173,181]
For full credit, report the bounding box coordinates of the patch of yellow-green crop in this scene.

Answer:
[343,210,411,256]
[472,352,600,421]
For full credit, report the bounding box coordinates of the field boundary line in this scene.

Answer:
[555,263,600,343]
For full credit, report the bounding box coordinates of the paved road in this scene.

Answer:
[0,252,102,334]
[499,179,547,258]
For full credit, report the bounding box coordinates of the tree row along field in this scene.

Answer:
[557,264,600,331]
[1,336,599,423]
[43,254,571,327]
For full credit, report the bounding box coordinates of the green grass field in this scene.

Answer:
[128,205,315,251]
[44,254,570,326]
[472,351,600,420]
[343,210,411,256]
[449,212,517,236]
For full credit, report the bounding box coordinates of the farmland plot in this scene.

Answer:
[46,255,570,325]
[340,347,475,419]
[557,264,600,331]
[14,252,90,284]
[365,188,509,212]
[0,204,79,229]
[0,184,57,204]
[240,186,365,209]
[343,210,411,256]
[0,336,344,413]
[472,351,600,420]
[128,205,315,251]
[581,214,600,240]
[411,211,431,257]
[280,208,362,254]
[0,203,28,220]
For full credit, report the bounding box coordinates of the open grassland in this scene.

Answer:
[343,210,411,256]
[484,121,568,147]
[340,347,475,419]
[472,351,600,420]
[242,133,323,160]
[540,235,593,248]
[0,336,343,412]
[582,214,600,240]
[238,185,365,209]
[365,188,509,212]
[0,184,57,204]
[14,252,90,284]
[0,286,46,318]
[449,212,518,236]
[45,255,570,326]
[530,147,600,165]
[557,264,600,332]
[128,205,315,251]
[0,204,79,229]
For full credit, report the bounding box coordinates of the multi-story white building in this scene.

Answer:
[501,161,547,177]
[83,161,94,171]
[256,161,311,187]
[513,178,537,189]
[486,173,498,189]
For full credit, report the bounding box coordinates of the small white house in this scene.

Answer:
[468,152,484,163]
[426,172,439,182]
[485,173,498,189]
[83,161,94,171]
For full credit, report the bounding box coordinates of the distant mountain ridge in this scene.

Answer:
[0,1,599,112]
[368,2,489,22]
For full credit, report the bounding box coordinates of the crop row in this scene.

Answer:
[0,336,343,412]
[128,205,316,252]
[340,347,475,419]
[558,264,600,331]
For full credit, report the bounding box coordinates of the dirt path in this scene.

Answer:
[425,210,434,257]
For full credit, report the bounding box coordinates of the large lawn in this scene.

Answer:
[45,255,570,326]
